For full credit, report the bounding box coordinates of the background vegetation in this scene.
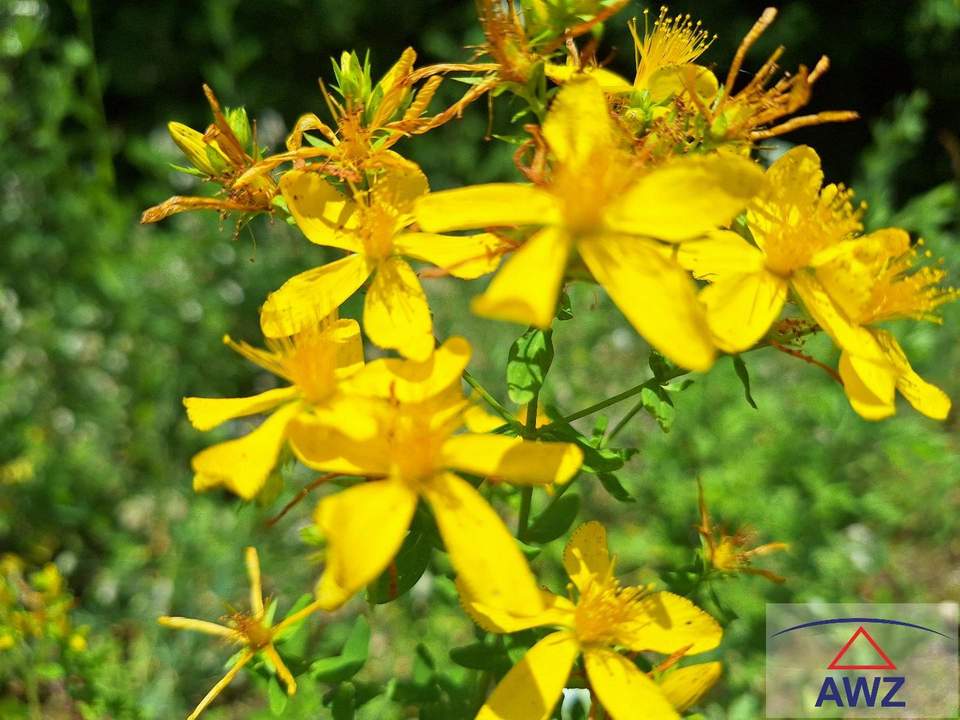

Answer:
[1,0,958,717]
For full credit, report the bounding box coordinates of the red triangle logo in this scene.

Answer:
[827,626,896,670]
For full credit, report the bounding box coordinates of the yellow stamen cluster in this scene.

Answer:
[632,7,715,87]
[860,241,959,325]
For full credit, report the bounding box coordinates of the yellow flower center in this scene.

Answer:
[552,160,631,236]
[359,202,400,260]
[229,612,273,650]
[383,410,448,482]
[573,579,645,647]
[226,326,341,406]
[755,183,862,277]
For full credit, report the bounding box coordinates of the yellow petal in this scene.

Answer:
[287,411,391,476]
[346,336,471,403]
[183,386,299,431]
[791,271,883,362]
[460,585,576,634]
[658,662,722,713]
[839,349,896,421]
[329,318,365,376]
[584,647,679,720]
[676,230,765,281]
[394,231,508,279]
[414,184,560,232]
[543,77,617,170]
[579,236,715,371]
[442,434,582,486]
[472,227,571,329]
[619,591,723,654]
[699,271,787,353]
[370,154,429,215]
[476,631,579,720]
[423,472,542,615]
[605,153,763,242]
[761,145,825,211]
[647,64,718,103]
[261,254,372,338]
[544,63,633,93]
[463,403,507,433]
[280,169,360,251]
[875,329,951,420]
[192,401,300,500]
[314,477,418,609]
[364,257,434,360]
[563,521,612,593]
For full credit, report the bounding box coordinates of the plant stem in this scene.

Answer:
[544,367,689,429]
[517,392,539,540]
[463,370,514,422]
[605,397,646,444]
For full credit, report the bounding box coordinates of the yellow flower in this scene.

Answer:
[260,156,507,360]
[807,232,957,419]
[289,337,583,612]
[629,7,718,103]
[696,479,787,583]
[679,145,864,353]
[463,522,722,720]
[184,317,367,500]
[415,77,762,371]
[159,547,324,720]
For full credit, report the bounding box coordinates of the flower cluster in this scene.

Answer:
[145,3,956,718]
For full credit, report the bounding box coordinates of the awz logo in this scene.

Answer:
[766,606,959,719]
[814,625,905,709]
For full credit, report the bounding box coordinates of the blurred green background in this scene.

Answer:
[1,0,958,717]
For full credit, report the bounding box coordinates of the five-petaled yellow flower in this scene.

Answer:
[289,337,583,613]
[184,316,367,499]
[415,77,762,371]
[680,144,956,419]
[159,547,324,720]
[808,230,956,419]
[260,155,507,360]
[463,521,722,720]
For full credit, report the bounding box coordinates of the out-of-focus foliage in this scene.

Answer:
[0,0,957,718]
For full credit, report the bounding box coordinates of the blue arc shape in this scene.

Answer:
[769,617,952,640]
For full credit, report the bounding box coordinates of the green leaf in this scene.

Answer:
[640,386,675,433]
[331,682,356,720]
[449,641,511,671]
[525,492,580,544]
[268,675,288,715]
[732,355,758,409]
[507,328,555,404]
[310,616,370,682]
[367,528,433,604]
[274,593,315,659]
[597,472,636,503]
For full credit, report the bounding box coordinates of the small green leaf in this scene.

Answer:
[449,642,511,670]
[597,472,636,503]
[507,328,555,404]
[367,528,433,604]
[268,675,288,715]
[640,386,675,433]
[310,616,370,682]
[331,682,356,720]
[525,492,580,544]
[556,291,573,320]
[732,355,758,409]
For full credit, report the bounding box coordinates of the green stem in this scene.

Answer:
[605,396,646,443]
[543,367,689,429]
[517,392,539,540]
[463,370,514,422]
[71,0,115,188]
